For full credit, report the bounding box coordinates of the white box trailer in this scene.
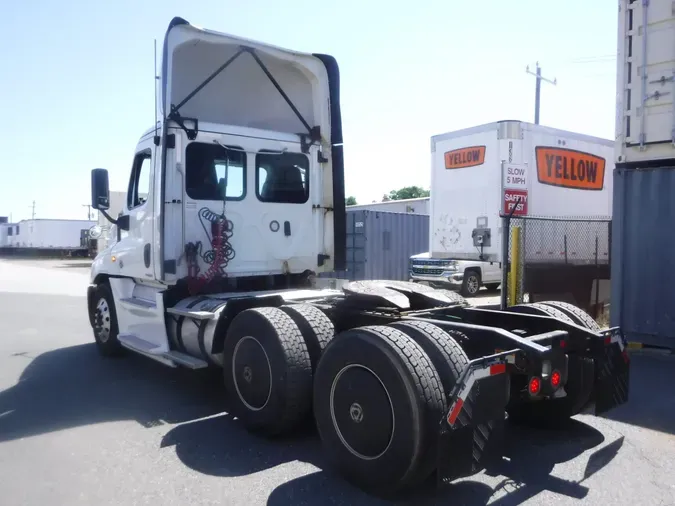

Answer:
[430,120,613,264]
[615,0,675,165]
[10,219,97,249]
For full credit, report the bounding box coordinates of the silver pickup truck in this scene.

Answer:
[409,252,502,297]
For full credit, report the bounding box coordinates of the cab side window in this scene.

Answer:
[185,142,246,201]
[128,151,152,209]
[256,151,309,204]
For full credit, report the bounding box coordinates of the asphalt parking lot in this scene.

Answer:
[0,258,674,505]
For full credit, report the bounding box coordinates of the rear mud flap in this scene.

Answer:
[592,328,630,415]
[437,352,517,485]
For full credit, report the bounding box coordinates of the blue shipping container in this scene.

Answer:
[321,210,429,282]
[611,167,675,348]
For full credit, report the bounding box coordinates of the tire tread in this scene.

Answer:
[539,300,601,331]
[279,304,335,370]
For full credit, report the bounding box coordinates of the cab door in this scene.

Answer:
[113,138,156,281]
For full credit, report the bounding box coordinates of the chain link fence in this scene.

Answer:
[502,216,611,314]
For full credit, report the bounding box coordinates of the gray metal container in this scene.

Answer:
[611,167,675,348]
[320,210,429,282]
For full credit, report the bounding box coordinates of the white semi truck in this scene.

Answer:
[410,121,614,304]
[87,16,629,497]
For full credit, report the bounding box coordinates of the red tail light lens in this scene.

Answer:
[528,376,541,395]
[551,370,561,388]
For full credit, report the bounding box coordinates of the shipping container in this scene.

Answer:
[6,219,97,249]
[611,167,675,348]
[430,120,614,263]
[347,197,430,215]
[615,0,675,165]
[320,210,429,281]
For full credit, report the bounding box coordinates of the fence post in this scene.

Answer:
[509,226,520,307]
[500,215,510,310]
[594,235,600,318]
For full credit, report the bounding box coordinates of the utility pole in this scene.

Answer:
[82,204,93,220]
[526,62,557,125]
[30,200,36,220]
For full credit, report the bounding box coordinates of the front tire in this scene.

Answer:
[91,283,125,357]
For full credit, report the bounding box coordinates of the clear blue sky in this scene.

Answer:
[1,0,618,221]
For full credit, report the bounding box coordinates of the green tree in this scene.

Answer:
[345,196,357,206]
[385,186,430,201]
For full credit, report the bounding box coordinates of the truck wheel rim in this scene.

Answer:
[329,364,395,461]
[96,298,111,343]
[467,275,479,294]
[232,336,272,412]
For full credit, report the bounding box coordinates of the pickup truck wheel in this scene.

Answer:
[223,307,312,437]
[279,304,335,371]
[538,301,601,332]
[460,270,481,297]
[91,283,125,357]
[506,356,594,428]
[313,325,446,495]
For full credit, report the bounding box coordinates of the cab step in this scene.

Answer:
[117,333,208,369]
[118,333,164,354]
[163,350,209,369]
[120,297,157,309]
[166,307,216,320]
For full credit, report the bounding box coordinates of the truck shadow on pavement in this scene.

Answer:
[0,342,624,505]
[0,343,226,443]
[162,402,620,505]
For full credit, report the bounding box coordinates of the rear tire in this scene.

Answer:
[538,301,601,332]
[223,307,312,436]
[313,325,446,495]
[507,302,576,325]
[279,304,335,371]
[91,283,125,357]
[388,321,469,396]
[433,289,469,307]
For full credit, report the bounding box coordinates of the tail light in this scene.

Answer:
[550,370,561,388]
[528,376,541,395]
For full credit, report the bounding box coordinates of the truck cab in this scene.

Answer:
[90,17,345,291]
[409,252,502,297]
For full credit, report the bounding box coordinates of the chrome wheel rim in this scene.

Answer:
[96,298,111,343]
[467,275,479,294]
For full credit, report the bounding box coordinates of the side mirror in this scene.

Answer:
[91,168,110,210]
